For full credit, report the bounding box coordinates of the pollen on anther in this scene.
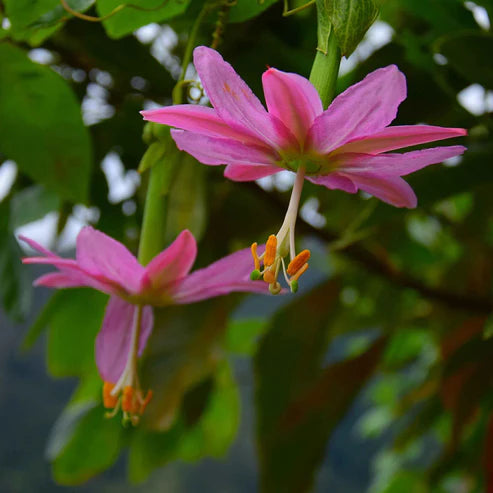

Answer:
[291,262,309,282]
[287,250,311,276]
[103,381,118,409]
[122,386,137,413]
[264,235,277,266]
[263,269,276,284]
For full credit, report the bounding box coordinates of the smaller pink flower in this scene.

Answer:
[21,227,267,424]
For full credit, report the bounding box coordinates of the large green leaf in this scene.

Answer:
[0,45,92,203]
[255,279,386,493]
[97,0,191,38]
[316,0,379,56]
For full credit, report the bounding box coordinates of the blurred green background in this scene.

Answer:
[1,0,492,491]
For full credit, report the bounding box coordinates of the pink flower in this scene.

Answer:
[141,46,467,296]
[21,227,267,423]
[141,46,467,209]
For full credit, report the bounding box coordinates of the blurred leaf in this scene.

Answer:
[0,44,92,203]
[436,32,493,90]
[141,297,236,430]
[316,0,379,56]
[46,289,107,377]
[255,279,387,493]
[10,185,61,229]
[50,404,123,485]
[31,0,95,28]
[3,0,60,44]
[225,316,268,355]
[129,361,239,482]
[165,154,206,243]
[381,470,428,493]
[229,0,279,23]
[383,327,434,369]
[96,0,191,38]
[0,201,31,320]
[483,314,493,340]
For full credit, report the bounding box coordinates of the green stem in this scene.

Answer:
[309,28,341,108]
[138,2,212,265]
[137,158,168,265]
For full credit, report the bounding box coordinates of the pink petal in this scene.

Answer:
[141,105,263,144]
[306,173,358,193]
[172,246,270,304]
[193,46,296,150]
[18,235,57,257]
[337,125,468,155]
[76,227,144,295]
[171,130,279,167]
[341,172,417,208]
[141,230,197,293]
[95,297,153,384]
[33,271,95,289]
[223,164,281,181]
[307,65,407,154]
[339,146,467,176]
[262,68,323,143]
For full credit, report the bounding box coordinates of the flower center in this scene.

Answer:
[250,166,311,294]
[101,305,153,426]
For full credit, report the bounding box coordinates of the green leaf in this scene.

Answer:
[436,31,493,90]
[255,279,386,493]
[229,0,279,23]
[50,404,123,485]
[96,0,191,38]
[316,0,379,56]
[30,0,95,29]
[3,0,60,44]
[46,289,108,377]
[0,45,92,203]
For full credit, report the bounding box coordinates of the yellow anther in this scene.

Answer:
[263,268,276,284]
[264,235,278,266]
[251,242,260,271]
[287,249,311,276]
[290,262,309,282]
[103,381,118,409]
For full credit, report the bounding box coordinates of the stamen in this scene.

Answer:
[287,249,311,276]
[139,390,154,415]
[103,382,118,408]
[290,262,309,282]
[264,235,277,266]
[250,242,260,271]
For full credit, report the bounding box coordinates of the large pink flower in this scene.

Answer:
[142,46,467,298]
[141,46,467,209]
[21,227,267,423]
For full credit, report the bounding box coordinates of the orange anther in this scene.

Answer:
[264,235,277,266]
[251,242,260,271]
[139,390,154,415]
[263,268,276,284]
[122,386,137,413]
[287,250,311,276]
[103,381,118,409]
[290,262,309,282]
